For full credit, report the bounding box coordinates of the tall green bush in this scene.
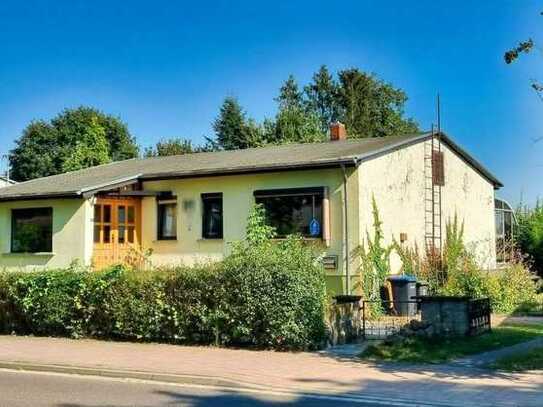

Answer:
[219,204,327,348]
[0,205,327,350]
[516,201,543,275]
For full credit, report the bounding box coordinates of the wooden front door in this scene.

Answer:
[92,197,141,270]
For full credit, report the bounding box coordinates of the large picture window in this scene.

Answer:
[254,187,324,238]
[157,197,177,240]
[202,193,223,239]
[11,207,53,253]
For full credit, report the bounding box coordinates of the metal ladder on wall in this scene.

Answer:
[424,128,443,260]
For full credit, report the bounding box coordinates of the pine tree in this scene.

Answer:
[304,65,342,132]
[212,97,263,150]
[275,75,303,111]
[337,68,419,138]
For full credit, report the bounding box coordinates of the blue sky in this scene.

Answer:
[0,1,541,205]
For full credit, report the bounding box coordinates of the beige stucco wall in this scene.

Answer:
[140,168,357,294]
[440,144,496,269]
[357,139,496,273]
[0,198,93,270]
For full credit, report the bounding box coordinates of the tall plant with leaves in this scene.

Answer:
[244,203,276,245]
[354,197,392,300]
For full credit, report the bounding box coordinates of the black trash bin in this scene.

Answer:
[387,275,417,316]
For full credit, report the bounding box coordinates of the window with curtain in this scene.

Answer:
[254,187,324,238]
[202,193,223,239]
[157,198,177,240]
[11,207,53,253]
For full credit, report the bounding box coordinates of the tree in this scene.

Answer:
[268,108,325,144]
[516,201,543,276]
[61,116,110,172]
[304,65,342,133]
[504,11,543,116]
[337,68,419,138]
[207,66,419,151]
[264,74,327,144]
[212,97,263,150]
[10,107,139,181]
[50,107,138,161]
[9,121,58,182]
[144,138,194,157]
[276,75,303,111]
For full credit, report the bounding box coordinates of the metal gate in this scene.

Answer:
[362,300,421,340]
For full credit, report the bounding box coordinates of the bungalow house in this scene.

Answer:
[0,124,502,294]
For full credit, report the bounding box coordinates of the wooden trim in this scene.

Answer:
[322,187,331,247]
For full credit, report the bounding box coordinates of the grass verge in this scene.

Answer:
[360,323,543,364]
[491,347,543,371]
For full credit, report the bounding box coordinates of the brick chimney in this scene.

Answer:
[329,122,347,141]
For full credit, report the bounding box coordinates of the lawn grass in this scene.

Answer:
[491,347,543,371]
[360,323,543,364]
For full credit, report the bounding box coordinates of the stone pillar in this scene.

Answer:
[327,295,362,346]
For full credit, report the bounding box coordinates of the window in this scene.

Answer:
[202,193,223,239]
[254,187,324,238]
[157,197,177,240]
[432,150,445,186]
[93,204,112,244]
[11,207,53,253]
[495,198,516,264]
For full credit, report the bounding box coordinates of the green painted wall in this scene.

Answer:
[0,198,91,270]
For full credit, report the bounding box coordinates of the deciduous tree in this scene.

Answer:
[144,138,194,157]
[10,107,139,181]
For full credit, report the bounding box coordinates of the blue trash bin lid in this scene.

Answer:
[387,274,417,282]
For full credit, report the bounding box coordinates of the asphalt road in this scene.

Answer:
[0,369,396,407]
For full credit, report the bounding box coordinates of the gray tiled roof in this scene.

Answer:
[0,132,502,201]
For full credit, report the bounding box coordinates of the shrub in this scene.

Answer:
[352,200,539,316]
[486,263,538,314]
[221,236,327,349]
[2,268,87,337]
[516,201,543,276]
[219,204,327,349]
[0,205,327,350]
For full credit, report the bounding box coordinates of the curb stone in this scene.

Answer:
[0,361,266,390]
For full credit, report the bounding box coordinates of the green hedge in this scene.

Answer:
[0,237,327,350]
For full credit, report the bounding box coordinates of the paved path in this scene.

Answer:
[0,335,542,407]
